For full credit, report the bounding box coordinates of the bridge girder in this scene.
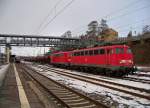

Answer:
[0,34,81,47]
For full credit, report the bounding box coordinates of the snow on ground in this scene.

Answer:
[137,66,150,72]
[136,71,150,75]
[62,68,150,90]
[0,64,9,86]
[30,65,150,108]
[38,65,150,90]
[128,75,150,80]
[137,66,150,69]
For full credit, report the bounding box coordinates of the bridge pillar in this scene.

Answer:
[140,39,145,45]
[5,44,11,63]
[127,37,132,46]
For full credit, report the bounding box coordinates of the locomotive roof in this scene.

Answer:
[52,51,71,54]
[52,45,129,54]
[72,44,129,52]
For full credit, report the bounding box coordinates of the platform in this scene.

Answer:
[0,64,45,108]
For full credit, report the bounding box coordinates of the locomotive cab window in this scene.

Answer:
[85,51,88,55]
[89,50,93,56]
[77,52,80,56]
[72,53,75,56]
[116,48,124,54]
[73,52,76,56]
[55,54,63,57]
[94,50,99,55]
[74,52,78,56]
[99,49,105,54]
[127,48,132,53]
[81,51,84,56]
[107,49,113,54]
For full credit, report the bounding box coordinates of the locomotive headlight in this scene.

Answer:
[128,60,132,63]
[120,60,126,63]
[120,60,133,64]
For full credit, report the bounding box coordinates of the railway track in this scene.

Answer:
[124,76,150,84]
[134,72,150,77]
[32,64,150,101]
[44,64,150,84]
[19,64,108,108]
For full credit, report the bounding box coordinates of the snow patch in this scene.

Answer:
[30,65,150,107]
[0,64,9,86]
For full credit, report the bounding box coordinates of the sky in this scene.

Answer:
[0,0,149,56]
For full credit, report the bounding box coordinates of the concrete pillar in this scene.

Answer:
[127,36,132,46]
[5,44,11,63]
[140,39,145,45]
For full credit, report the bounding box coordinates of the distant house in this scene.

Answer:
[100,28,118,41]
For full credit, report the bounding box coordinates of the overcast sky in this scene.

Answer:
[0,0,149,56]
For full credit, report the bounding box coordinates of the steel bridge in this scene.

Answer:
[0,33,150,47]
[0,34,81,47]
[112,33,150,43]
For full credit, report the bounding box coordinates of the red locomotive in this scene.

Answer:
[51,45,136,76]
[51,52,71,65]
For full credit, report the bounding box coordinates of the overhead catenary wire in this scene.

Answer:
[71,0,142,34]
[35,0,63,34]
[108,4,150,22]
[74,3,150,37]
[73,16,150,37]
[102,0,142,19]
[72,17,150,36]
[39,0,75,33]
[115,17,150,30]
[118,23,149,35]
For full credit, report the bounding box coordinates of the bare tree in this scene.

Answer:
[142,25,150,34]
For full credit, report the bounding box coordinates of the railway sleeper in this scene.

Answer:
[58,94,78,98]
[63,98,85,103]
[71,104,97,108]
[54,92,74,96]
[69,102,97,108]
[57,94,78,98]
[50,89,70,93]
[68,101,90,106]
[54,92,74,95]
[60,95,80,100]
[48,86,66,90]
[66,98,88,103]
[66,99,90,105]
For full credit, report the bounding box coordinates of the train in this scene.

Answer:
[10,55,20,63]
[24,45,136,76]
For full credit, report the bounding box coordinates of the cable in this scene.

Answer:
[115,17,150,30]
[108,4,150,22]
[35,0,63,34]
[73,17,150,36]
[118,23,149,35]
[40,0,75,33]
[71,0,142,34]
[103,0,142,19]
[73,4,150,36]
[73,17,150,37]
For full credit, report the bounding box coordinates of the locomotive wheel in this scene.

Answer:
[98,68,106,75]
[105,69,113,76]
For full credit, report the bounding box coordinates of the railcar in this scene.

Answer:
[37,55,51,63]
[24,55,51,64]
[51,45,136,76]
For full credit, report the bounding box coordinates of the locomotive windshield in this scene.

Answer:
[116,48,124,54]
